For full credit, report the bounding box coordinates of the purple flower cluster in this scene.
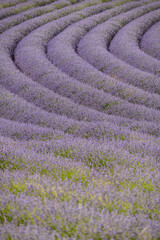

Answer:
[0,133,160,239]
[141,20,160,60]
[47,1,160,110]
[77,1,160,94]
[0,0,72,33]
[0,0,160,239]
[109,8,160,76]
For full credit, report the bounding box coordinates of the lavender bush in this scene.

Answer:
[47,1,160,110]
[77,1,160,95]
[141,21,160,60]
[0,0,71,33]
[0,0,160,239]
[109,8,160,75]
[1,0,160,122]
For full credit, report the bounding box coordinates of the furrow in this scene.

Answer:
[140,20,160,60]
[1,0,159,131]
[77,2,160,96]
[0,0,60,19]
[0,0,73,33]
[14,2,151,122]
[109,8,160,76]
[0,2,120,123]
[47,1,160,112]
[0,0,29,10]
[1,85,160,143]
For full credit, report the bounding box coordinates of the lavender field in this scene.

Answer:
[0,0,160,239]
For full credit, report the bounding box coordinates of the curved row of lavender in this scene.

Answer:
[141,20,160,60]
[109,8,160,75]
[0,0,160,239]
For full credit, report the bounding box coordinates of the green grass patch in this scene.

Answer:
[119,178,155,192]
[54,148,74,159]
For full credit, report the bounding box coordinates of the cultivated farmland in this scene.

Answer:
[0,0,160,239]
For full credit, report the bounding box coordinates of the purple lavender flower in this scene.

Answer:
[0,0,160,239]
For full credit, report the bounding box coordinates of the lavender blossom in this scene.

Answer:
[0,0,160,239]
[109,8,160,76]
[141,20,160,60]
